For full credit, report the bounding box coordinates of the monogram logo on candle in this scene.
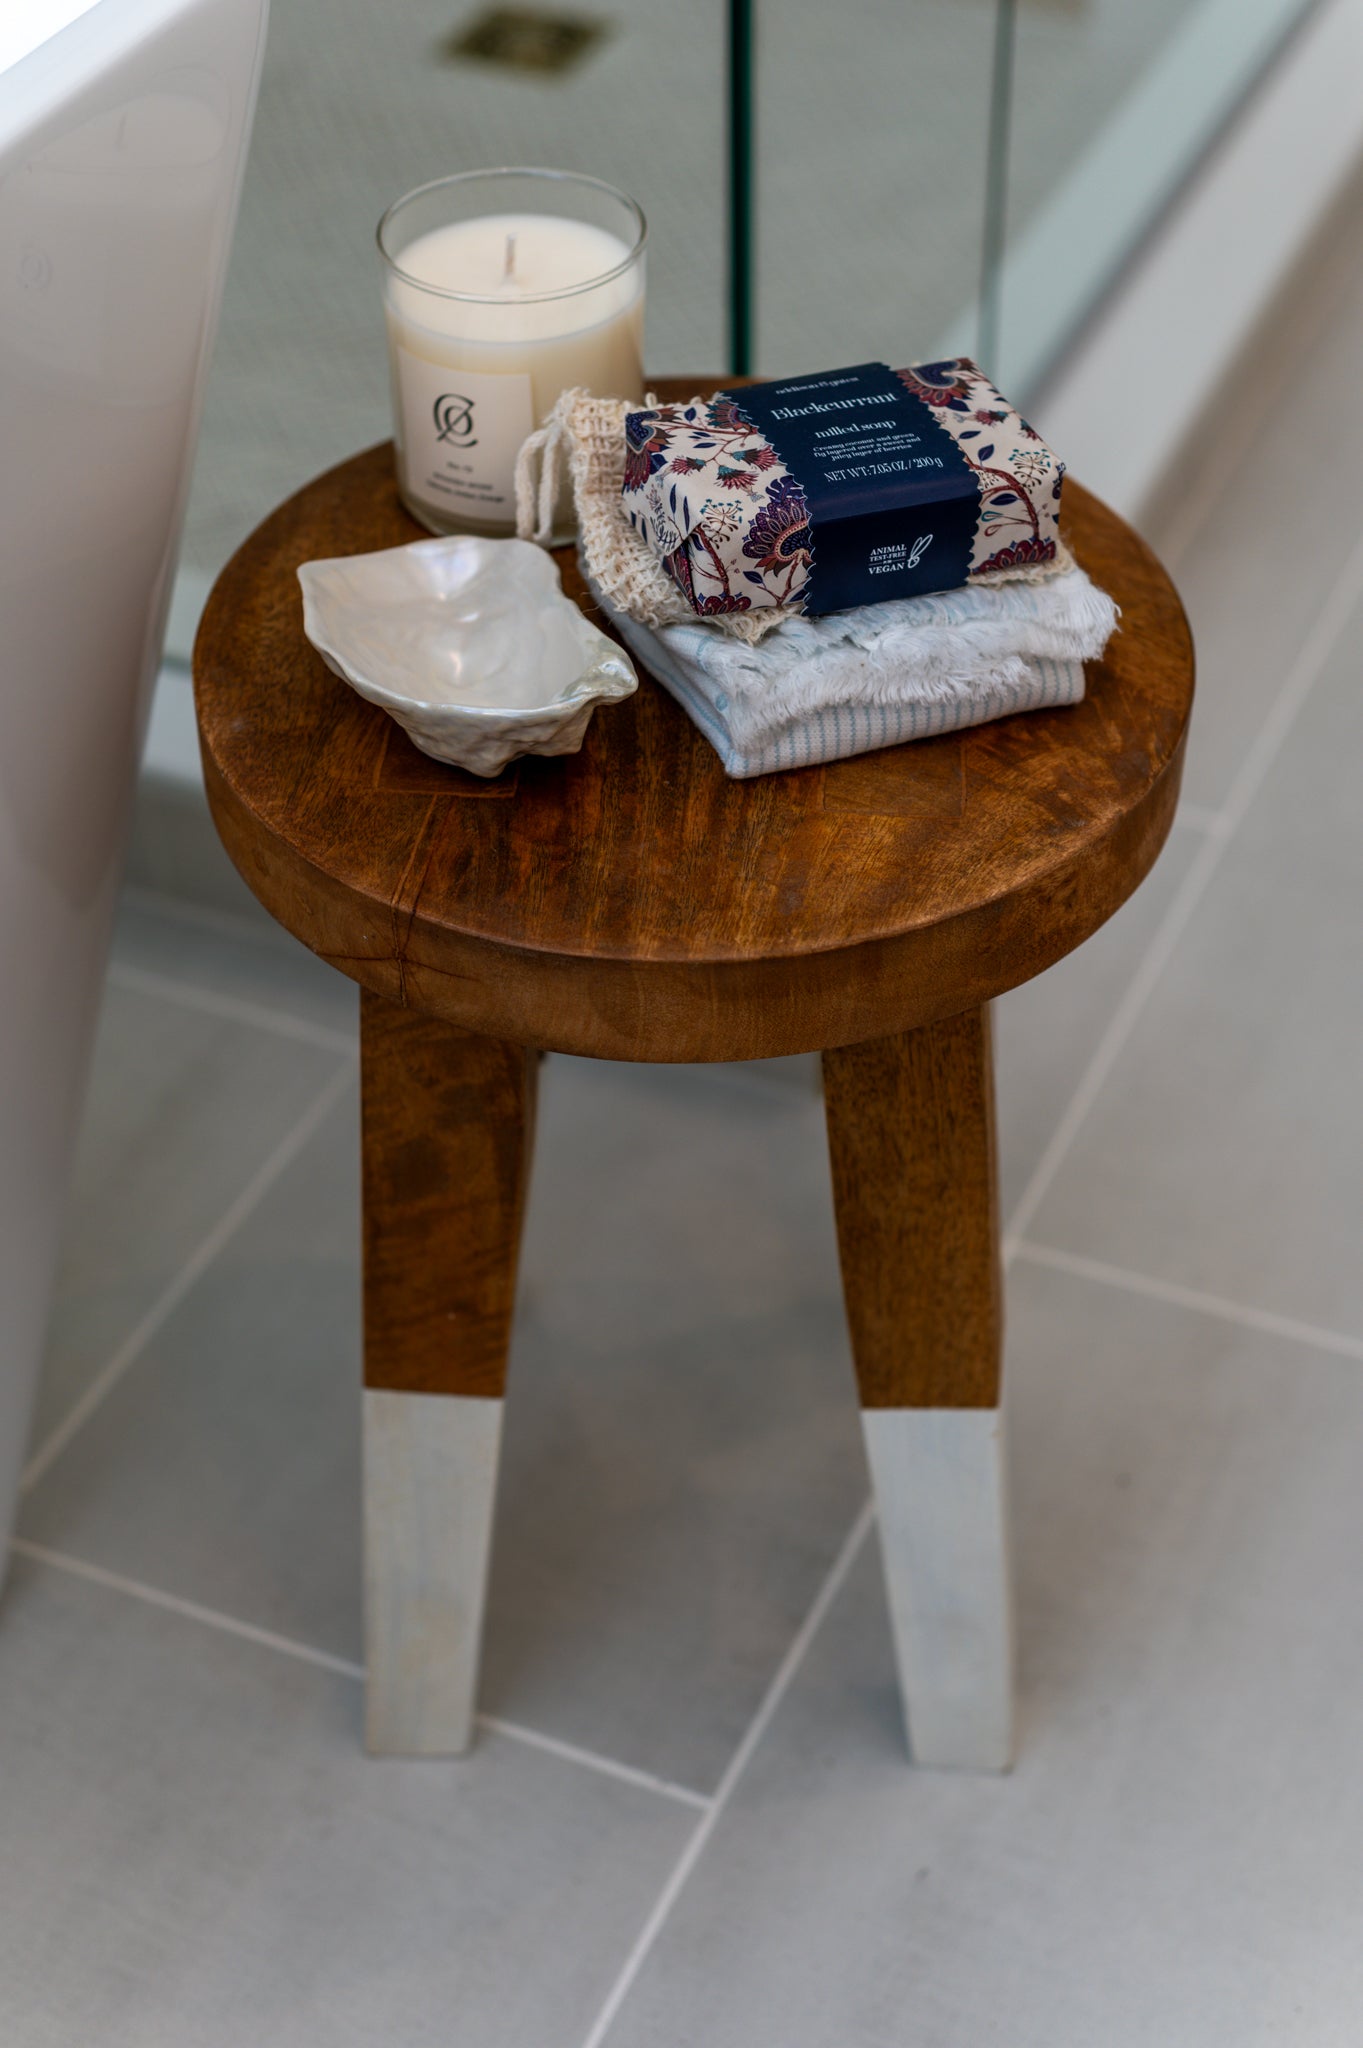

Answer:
[433,393,478,447]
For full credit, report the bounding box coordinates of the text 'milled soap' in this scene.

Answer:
[622,359,1063,620]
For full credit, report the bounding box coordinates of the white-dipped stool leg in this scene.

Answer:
[363,1389,504,1755]
[862,1406,1014,1770]
[359,993,537,1758]
[824,1009,1013,1771]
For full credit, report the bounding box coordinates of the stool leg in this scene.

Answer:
[823,1007,1013,1770]
[360,989,537,1755]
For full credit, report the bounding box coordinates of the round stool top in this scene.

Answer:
[195,404,1193,1063]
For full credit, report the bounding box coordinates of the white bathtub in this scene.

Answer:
[0,0,268,1554]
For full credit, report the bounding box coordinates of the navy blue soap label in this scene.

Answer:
[722,362,978,615]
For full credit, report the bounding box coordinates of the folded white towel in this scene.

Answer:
[596,561,1118,779]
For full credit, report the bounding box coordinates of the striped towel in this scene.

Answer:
[596,561,1117,779]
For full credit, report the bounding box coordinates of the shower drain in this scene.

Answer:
[443,7,610,74]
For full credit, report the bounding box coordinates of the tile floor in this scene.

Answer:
[12,183,1363,2048]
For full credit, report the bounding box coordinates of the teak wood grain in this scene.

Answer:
[361,990,536,1398]
[824,1009,1000,1408]
[194,382,1194,1063]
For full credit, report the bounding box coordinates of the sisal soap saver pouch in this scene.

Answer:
[621,357,1063,621]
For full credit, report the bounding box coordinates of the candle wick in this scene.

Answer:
[503,233,517,285]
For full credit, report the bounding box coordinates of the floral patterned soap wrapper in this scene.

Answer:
[622,358,1063,621]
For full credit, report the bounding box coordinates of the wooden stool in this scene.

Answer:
[194,413,1192,1770]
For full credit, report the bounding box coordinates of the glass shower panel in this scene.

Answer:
[751,0,998,381]
[993,0,1320,399]
[178,0,729,600]
[174,0,1321,630]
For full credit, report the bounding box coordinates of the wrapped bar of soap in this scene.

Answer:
[622,358,1063,620]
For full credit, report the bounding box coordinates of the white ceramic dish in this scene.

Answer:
[297,534,637,777]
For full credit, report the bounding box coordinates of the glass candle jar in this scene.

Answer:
[377,168,646,539]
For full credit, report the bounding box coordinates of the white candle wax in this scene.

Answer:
[384,210,644,536]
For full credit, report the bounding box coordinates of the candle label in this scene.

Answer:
[395,349,535,522]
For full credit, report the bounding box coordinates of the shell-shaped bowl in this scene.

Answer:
[297,534,637,777]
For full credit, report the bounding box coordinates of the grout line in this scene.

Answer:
[21,1058,357,1496]
[476,1716,713,1812]
[1003,517,1363,1254]
[7,1538,713,1811]
[107,961,356,1058]
[8,1539,367,1679]
[577,1500,875,2048]
[1013,1240,1363,1365]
